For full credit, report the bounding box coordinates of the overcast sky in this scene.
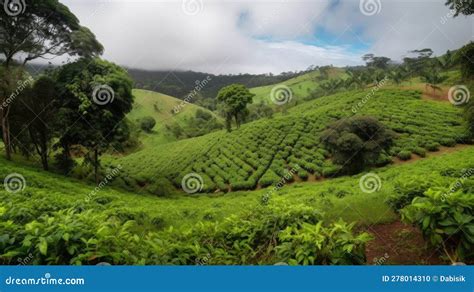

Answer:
[58,0,473,74]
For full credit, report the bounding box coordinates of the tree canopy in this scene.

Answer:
[216,84,254,132]
[455,42,474,80]
[0,0,103,67]
[0,0,103,160]
[54,58,134,181]
[445,0,473,16]
[320,116,394,174]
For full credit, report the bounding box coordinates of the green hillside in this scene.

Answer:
[105,88,468,195]
[1,146,473,264]
[128,89,221,146]
[250,67,346,104]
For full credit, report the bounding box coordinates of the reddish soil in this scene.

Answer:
[364,221,446,265]
[399,85,450,102]
[292,173,303,182]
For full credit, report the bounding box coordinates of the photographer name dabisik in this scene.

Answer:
[439,275,466,282]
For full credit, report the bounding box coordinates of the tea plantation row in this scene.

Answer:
[104,88,467,194]
[1,147,473,264]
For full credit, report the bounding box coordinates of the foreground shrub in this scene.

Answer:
[276,220,372,265]
[0,203,371,265]
[386,177,438,212]
[401,188,474,263]
[143,205,370,265]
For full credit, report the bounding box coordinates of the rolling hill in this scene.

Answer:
[104,87,469,195]
[127,89,222,146]
[250,67,346,104]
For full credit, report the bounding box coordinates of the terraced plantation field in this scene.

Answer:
[105,88,468,195]
[2,146,473,264]
[0,147,474,264]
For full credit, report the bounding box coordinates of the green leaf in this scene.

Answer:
[422,216,431,230]
[38,238,48,256]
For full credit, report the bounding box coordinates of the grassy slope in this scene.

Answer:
[128,89,221,146]
[2,147,473,230]
[250,68,346,104]
[106,87,468,194]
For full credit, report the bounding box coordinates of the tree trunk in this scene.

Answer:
[1,114,11,160]
[41,152,49,171]
[94,148,99,184]
[235,114,240,129]
[1,64,15,160]
[225,113,232,132]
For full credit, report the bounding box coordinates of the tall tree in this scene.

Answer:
[362,54,391,70]
[0,0,103,160]
[54,58,134,183]
[434,50,454,69]
[20,76,58,170]
[466,100,474,139]
[403,48,433,77]
[388,69,405,85]
[455,42,474,80]
[216,84,254,132]
[445,0,473,16]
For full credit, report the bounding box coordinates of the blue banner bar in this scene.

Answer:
[0,266,472,292]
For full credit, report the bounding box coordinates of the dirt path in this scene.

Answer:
[398,85,451,102]
[364,221,445,265]
[281,144,472,188]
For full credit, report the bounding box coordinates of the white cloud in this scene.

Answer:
[319,0,473,61]
[52,0,473,73]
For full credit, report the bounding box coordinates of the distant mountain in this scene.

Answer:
[127,69,306,99]
[26,63,306,100]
